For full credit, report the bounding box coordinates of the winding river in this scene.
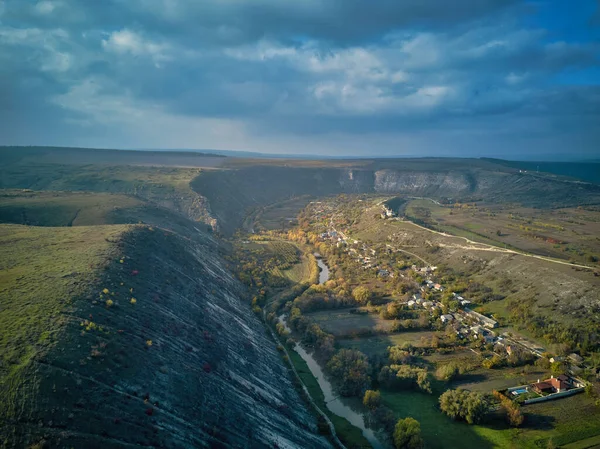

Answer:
[316,257,330,285]
[280,256,384,449]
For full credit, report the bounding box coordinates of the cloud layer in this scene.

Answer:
[1,0,599,158]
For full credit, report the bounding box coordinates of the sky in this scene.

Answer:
[0,0,599,160]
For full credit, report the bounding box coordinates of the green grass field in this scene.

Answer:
[0,190,143,226]
[0,223,127,419]
[337,331,437,356]
[306,310,398,337]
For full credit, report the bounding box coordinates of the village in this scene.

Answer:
[309,198,591,406]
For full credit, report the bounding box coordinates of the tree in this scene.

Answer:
[439,389,489,424]
[363,390,381,410]
[493,391,524,427]
[393,417,424,449]
[327,349,371,397]
[352,286,371,304]
[435,362,460,382]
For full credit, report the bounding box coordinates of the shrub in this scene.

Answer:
[363,390,381,410]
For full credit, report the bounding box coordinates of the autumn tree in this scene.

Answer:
[492,391,524,427]
[363,390,381,410]
[352,286,372,304]
[393,417,424,449]
[327,349,371,397]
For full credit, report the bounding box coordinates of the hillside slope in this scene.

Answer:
[0,224,331,449]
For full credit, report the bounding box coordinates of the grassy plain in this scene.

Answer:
[0,190,142,226]
[337,331,437,355]
[306,309,398,336]
[255,196,315,231]
[0,223,127,418]
[404,199,600,265]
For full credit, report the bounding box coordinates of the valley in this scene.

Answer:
[1,147,599,449]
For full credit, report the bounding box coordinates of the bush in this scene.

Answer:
[363,390,381,410]
[393,417,424,449]
[435,362,460,381]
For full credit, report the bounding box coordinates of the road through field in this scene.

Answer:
[398,216,596,271]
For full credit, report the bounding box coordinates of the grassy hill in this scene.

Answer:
[0,224,129,429]
[0,223,331,448]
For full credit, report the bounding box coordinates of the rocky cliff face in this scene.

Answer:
[2,227,332,449]
[193,164,600,234]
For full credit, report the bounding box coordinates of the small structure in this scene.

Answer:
[568,353,584,364]
[407,300,416,308]
[440,314,454,324]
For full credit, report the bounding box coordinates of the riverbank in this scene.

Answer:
[274,254,384,449]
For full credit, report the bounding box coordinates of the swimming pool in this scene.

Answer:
[511,388,528,395]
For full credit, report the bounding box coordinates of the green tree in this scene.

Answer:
[439,389,489,424]
[363,390,381,410]
[327,349,371,397]
[393,417,424,449]
[352,286,372,304]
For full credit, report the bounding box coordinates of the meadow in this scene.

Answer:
[0,223,128,420]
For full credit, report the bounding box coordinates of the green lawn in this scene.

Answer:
[337,331,437,357]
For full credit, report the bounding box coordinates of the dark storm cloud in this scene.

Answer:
[0,0,599,157]
[3,0,519,44]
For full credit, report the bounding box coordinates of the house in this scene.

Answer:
[433,283,443,291]
[464,308,498,328]
[407,300,416,308]
[377,269,390,277]
[422,301,433,308]
[549,356,564,364]
[568,353,584,364]
[484,335,496,344]
[531,381,555,394]
[412,293,423,301]
[531,375,572,394]
[440,314,454,324]
[470,325,483,336]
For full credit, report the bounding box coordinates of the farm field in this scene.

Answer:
[337,331,437,356]
[306,309,399,337]
[255,196,315,231]
[404,199,600,265]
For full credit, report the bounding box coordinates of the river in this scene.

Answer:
[279,256,384,449]
[315,255,330,285]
